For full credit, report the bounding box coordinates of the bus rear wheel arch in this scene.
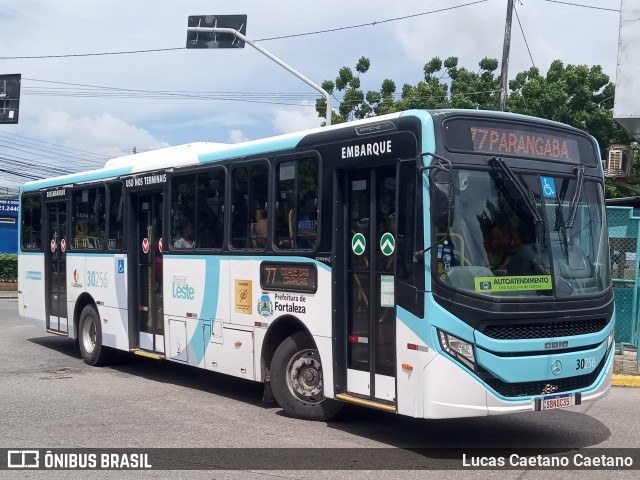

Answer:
[78,304,113,366]
[270,332,342,421]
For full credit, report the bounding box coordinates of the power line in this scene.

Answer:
[23,77,499,103]
[0,1,489,60]
[0,136,108,166]
[0,133,140,186]
[514,4,536,69]
[0,142,94,170]
[0,132,110,161]
[21,78,316,107]
[21,75,503,113]
[257,1,490,41]
[0,47,183,60]
[541,0,619,12]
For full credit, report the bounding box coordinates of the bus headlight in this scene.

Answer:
[438,330,476,370]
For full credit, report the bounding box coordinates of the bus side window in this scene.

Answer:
[71,186,105,250]
[171,174,197,250]
[275,156,319,251]
[197,169,225,249]
[231,163,268,250]
[250,164,268,249]
[21,194,42,250]
[231,167,249,249]
[107,183,124,250]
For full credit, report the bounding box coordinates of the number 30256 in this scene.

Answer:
[87,271,108,288]
[576,357,596,370]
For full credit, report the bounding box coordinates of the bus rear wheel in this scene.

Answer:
[271,332,343,421]
[78,305,112,366]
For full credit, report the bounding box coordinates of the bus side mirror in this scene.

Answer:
[432,182,454,229]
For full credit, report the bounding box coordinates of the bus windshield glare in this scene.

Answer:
[435,168,611,297]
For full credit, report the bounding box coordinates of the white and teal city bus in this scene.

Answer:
[18,109,614,421]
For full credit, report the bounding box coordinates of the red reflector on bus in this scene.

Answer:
[407,343,429,352]
[255,321,268,328]
[96,301,104,306]
[138,306,148,312]
[186,312,197,318]
[348,335,368,344]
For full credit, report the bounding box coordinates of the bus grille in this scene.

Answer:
[481,318,607,340]
[483,355,607,398]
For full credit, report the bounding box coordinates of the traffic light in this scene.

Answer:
[0,74,21,125]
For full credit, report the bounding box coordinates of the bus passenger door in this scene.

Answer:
[131,191,165,354]
[340,164,397,404]
[45,201,68,333]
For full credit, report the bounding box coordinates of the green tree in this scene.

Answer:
[317,56,501,121]
[507,60,632,157]
[315,56,372,125]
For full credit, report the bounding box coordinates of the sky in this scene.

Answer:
[0,0,623,193]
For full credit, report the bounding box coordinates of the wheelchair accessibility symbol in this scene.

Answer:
[117,259,125,274]
[541,176,556,198]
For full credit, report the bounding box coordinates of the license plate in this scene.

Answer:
[541,393,574,410]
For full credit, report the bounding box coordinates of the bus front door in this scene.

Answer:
[45,201,68,333]
[132,192,164,354]
[342,164,397,404]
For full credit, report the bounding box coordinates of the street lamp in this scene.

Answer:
[186,15,331,126]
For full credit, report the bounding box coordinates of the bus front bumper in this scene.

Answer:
[421,348,613,419]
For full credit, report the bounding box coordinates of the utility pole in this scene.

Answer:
[498,0,515,112]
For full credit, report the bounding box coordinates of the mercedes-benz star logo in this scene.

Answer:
[551,360,562,376]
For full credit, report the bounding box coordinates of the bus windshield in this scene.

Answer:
[435,168,611,298]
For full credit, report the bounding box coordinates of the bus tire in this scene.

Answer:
[271,332,343,421]
[78,305,112,366]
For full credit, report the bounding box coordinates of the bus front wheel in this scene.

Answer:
[78,305,112,366]
[271,332,343,421]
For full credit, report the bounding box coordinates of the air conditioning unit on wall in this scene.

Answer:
[604,145,633,178]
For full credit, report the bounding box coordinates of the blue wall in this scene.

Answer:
[0,223,18,253]
[0,198,18,254]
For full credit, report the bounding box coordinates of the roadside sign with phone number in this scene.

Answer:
[0,199,19,215]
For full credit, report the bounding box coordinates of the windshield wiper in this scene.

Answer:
[488,157,542,223]
[565,164,586,229]
[555,191,570,263]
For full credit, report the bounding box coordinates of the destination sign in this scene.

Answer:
[123,172,167,190]
[260,262,317,294]
[469,126,580,161]
[443,118,588,163]
[44,188,68,201]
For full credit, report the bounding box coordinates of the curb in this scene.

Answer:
[612,374,640,387]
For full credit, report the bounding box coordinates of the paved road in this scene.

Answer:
[1,298,639,479]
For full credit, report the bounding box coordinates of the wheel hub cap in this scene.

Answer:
[287,350,324,403]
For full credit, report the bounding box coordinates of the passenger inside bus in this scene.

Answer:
[251,199,268,248]
[173,220,195,249]
[275,199,293,248]
[294,192,318,249]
